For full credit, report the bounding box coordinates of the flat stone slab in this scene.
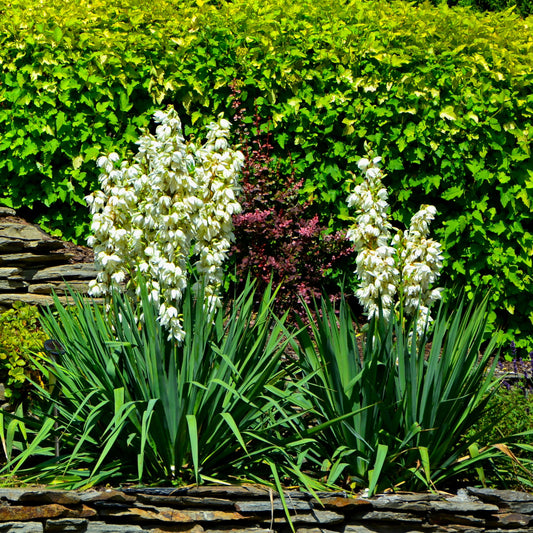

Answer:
[0,267,22,279]
[0,279,27,290]
[0,240,64,253]
[80,524,205,533]
[80,491,136,504]
[203,529,271,533]
[27,264,96,281]
[351,510,423,523]
[84,523,144,533]
[181,486,274,498]
[0,490,80,505]
[97,506,249,524]
[0,523,43,533]
[370,499,431,512]
[345,527,428,533]
[0,504,74,522]
[134,494,235,509]
[0,253,72,265]
[0,293,104,307]
[369,493,442,504]
[28,281,91,295]
[235,500,313,513]
[428,512,485,526]
[0,223,57,243]
[296,529,340,533]
[488,511,533,528]
[43,519,88,532]
[124,486,273,499]
[509,502,533,514]
[316,497,371,511]
[485,530,532,533]
[266,510,344,525]
[428,501,499,513]
[467,487,533,503]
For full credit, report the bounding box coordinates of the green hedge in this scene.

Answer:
[439,0,532,18]
[0,0,532,349]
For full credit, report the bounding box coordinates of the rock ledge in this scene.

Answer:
[0,486,530,533]
[0,209,97,310]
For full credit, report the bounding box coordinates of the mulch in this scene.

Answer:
[58,240,94,263]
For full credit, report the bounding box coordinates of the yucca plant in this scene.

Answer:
[291,295,503,494]
[0,278,308,488]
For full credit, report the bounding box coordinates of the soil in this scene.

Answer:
[57,240,94,263]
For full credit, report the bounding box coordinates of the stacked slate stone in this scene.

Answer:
[0,486,531,533]
[0,206,97,310]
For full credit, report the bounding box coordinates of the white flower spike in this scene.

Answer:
[346,154,443,332]
[86,106,243,342]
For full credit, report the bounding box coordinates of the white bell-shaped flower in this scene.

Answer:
[87,106,243,342]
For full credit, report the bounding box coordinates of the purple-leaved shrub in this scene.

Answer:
[229,84,354,319]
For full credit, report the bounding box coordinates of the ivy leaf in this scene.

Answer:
[53,26,63,43]
[84,145,101,162]
[119,92,133,112]
[439,106,457,121]
[489,221,506,235]
[452,260,466,275]
[56,112,67,133]
[72,155,84,170]
[397,137,407,152]
[516,189,531,208]
[441,186,464,200]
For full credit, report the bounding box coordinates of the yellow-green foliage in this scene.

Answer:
[0,0,532,348]
[430,0,532,17]
[0,303,47,401]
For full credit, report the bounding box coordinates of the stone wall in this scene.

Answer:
[0,486,531,533]
[0,207,97,310]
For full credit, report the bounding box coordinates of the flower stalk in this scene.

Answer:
[346,154,443,331]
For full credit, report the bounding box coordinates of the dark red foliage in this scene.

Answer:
[229,84,354,319]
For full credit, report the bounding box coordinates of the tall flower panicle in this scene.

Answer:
[86,106,244,341]
[346,157,398,320]
[397,204,443,319]
[346,154,443,332]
